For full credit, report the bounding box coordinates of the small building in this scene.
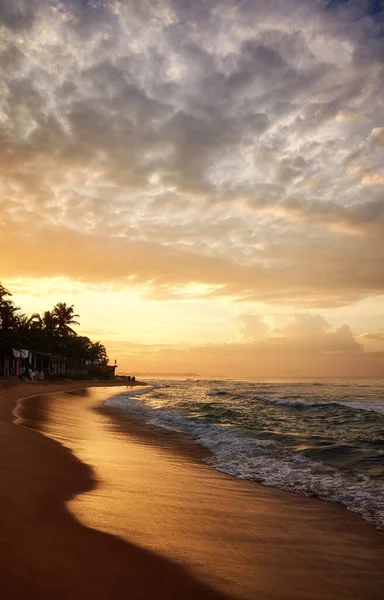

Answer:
[88,364,117,379]
[0,346,54,379]
[0,344,117,380]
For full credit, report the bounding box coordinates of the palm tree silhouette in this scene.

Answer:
[41,311,57,334]
[0,283,11,305]
[89,341,108,365]
[53,303,80,337]
[0,302,21,331]
[0,284,18,331]
[1,282,111,371]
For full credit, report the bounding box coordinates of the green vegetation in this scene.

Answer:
[0,283,108,366]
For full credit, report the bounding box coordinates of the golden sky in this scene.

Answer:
[1,1,384,377]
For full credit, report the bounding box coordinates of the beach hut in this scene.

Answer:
[11,348,29,377]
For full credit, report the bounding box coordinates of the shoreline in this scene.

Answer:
[1,381,384,599]
[0,377,147,421]
[0,380,234,600]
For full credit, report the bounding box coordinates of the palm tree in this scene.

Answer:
[37,310,58,353]
[0,283,11,305]
[14,314,35,349]
[29,313,43,330]
[53,303,80,337]
[17,313,43,331]
[0,283,16,331]
[42,311,57,334]
[0,284,113,377]
[89,341,108,365]
[0,301,21,331]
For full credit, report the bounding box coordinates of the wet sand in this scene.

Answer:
[1,381,233,600]
[1,382,384,599]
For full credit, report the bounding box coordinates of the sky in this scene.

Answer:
[0,0,383,378]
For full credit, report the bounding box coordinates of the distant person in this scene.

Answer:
[127,376,131,382]
[132,375,135,383]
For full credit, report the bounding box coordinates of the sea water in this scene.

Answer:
[106,378,384,529]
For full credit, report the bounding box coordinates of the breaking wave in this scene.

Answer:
[105,378,384,529]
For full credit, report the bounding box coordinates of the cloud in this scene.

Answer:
[0,0,41,30]
[236,312,363,353]
[1,220,384,307]
[236,314,269,339]
[358,332,384,341]
[370,126,384,146]
[277,317,363,353]
[105,312,383,378]
[0,0,384,307]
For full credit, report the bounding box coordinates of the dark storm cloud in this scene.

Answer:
[0,0,383,305]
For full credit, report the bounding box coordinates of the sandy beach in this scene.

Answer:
[1,381,384,600]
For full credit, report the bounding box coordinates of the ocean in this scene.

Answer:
[106,378,384,529]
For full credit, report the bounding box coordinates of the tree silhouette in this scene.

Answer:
[0,301,21,331]
[89,341,108,365]
[53,303,80,337]
[1,283,111,372]
[0,283,11,305]
[41,310,57,333]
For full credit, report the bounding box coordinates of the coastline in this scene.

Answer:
[0,377,143,421]
[1,381,384,599]
[0,380,234,600]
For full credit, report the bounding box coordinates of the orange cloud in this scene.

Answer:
[1,0,384,375]
[107,335,383,379]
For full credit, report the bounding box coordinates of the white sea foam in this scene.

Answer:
[257,396,322,408]
[105,391,384,529]
[258,394,384,415]
[339,400,384,415]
